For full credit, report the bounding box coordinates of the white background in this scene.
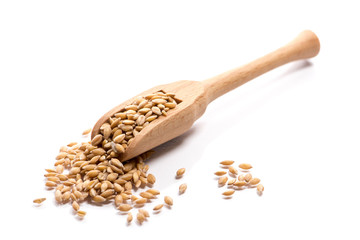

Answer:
[1,0,359,239]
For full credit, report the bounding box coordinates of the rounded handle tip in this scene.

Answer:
[291,30,320,59]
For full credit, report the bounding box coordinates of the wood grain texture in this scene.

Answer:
[91,30,320,161]
[202,30,320,103]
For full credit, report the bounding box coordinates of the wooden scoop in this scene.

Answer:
[91,30,320,162]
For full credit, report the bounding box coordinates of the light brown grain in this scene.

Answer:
[153,204,164,211]
[118,204,133,211]
[127,212,133,223]
[220,160,234,166]
[164,196,173,206]
[82,128,92,135]
[77,210,86,217]
[257,184,264,193]
[239,163,252,170]
[147,174,156,184]
[91,134,103,146]
[146,189,160,195]
[227,179,236,185]
[135,198,148,205]
[244,173,252,182]
[218,176,228,185]
[233,181,246,187]
[179,183,187,194]
[214,171,227,176]
[33,198,46,204]
[137,212,145,223]
[139,192,154,199]
[229,166,238,175]
[222,190,235,196]
[249,178,261,185]
[45,181,57,188]
[176,168,186,177]
[139,209,150,218]
[93,195,106,203]
[72,201,80,211]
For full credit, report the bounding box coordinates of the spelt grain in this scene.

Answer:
[220,160,234,166]
[164,196,173,206]
[72,201,80,211]
[139,209,149,218]
[55,190,62,202]
[118,204,132,212]
[239,163,252,170]
[176,168,185,177]
[214,171,227,176]
[244,173,252,182]
[227,179,236,185]
[91,134,103,146]
[139,192,154,199]
[249,178,260,185]
[222,190,235,196]
[147,174,156,184]
[137,212,145,223]
[218,176,228,185]
[135,198,148,205]
[153,204,163,211]
[93,195,106,203]
[33,198,46,204]
[229,166,238,175]
[146,189,160,195]
[257,184,264,193]
[179,183,187,194]
[127,212,133,223]
[77,210,86,217]
[233,181,246,187]
[82,128,92,136]
[45,181,57,188]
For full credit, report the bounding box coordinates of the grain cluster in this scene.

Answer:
[94,91,178,155]
[35,91,179,224]
[216,161,264,196]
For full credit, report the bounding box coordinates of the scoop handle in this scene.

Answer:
[202,30,320,103]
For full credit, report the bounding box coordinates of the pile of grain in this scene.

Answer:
[34,91,179,224]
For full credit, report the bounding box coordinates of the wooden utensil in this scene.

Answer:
[91,30,320,162]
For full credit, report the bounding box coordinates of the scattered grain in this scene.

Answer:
[176,168,186,177]
[239,163,252,170]
[179,183,187,194]
[127,212,133,223]
[214,171,227,176]
[72,201,80,211]
[33,198,46,204]
[139,209,150,218]
[227,179,236,185]
[135,198,148,205]
[77,210,86,217]
[82,128,92,136]
[220,160,234,166]
[164,196,173,206]
[249,178,260,185]
[257,184,264,193]
[244,173,252,182]
[147,174,156,184]
[233,181,246,187]
[229,166,238,175]
[218,176,228,185]
[137,212,145,223]
[153,204,164,211]
[222,190,235,196]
